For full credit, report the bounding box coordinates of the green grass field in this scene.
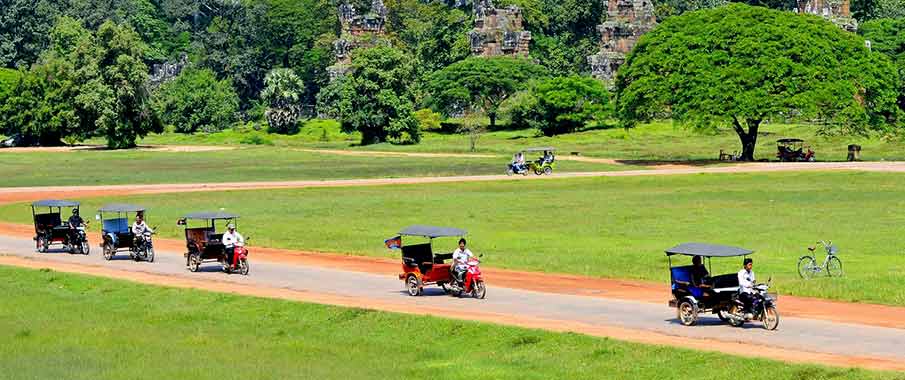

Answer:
[3,172,902,305]
[133,121,905,161]
[0,147,615,187]
[0,265,895,380]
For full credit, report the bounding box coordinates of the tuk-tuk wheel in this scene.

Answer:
[678,301,698,326]
[188,253,201,272]
[472,280,486,299]
[36,236,48,253]
[406,274,423,296]
[146,247,155,263]
[80,241,90,255]
[102,243,114,260]
[543,166,553,175]
[763,307,780,331]
[238,259,249,275]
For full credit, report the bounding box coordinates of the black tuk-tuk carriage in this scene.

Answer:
[666,243,779,330]
[776,138,815,162]
[98,203,155,262]
[179,211,249,275]
[31,199,89,254]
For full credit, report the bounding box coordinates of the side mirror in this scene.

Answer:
[177,218,186,226]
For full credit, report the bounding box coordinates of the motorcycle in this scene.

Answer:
[130,229,156,262]
[443,256,486,299]
[66,225,90,255]
[222,243,250,275]
[722,279,780,330]
[506,162,530,176]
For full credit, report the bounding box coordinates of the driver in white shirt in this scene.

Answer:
[222,223,245,269]
[737,258,756,316]
[451,238,473,284]
[131,213,153,244]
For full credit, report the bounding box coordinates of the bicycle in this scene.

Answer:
[797,240,843,279]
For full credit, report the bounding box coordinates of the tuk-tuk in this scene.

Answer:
[31,199,89,254]
[507,147,556,176]
[666,242,779,330]
[776,139,815,162]
[98,203,154,262]
[390,225,486,299]
[178,211,249,275]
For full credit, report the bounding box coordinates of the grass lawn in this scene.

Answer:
[1,172,902,305]
[0,147,615,187]
[133,120,905,161]
[0,265,896,380]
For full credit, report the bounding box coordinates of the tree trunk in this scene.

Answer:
[488,112,496,130]
[732,117,761,161]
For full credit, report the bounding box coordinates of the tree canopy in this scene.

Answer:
[860,18,905,112]
[522,76,612,136]
[152,68,239,133]
[428,56,549,128]
[616,4,901,160]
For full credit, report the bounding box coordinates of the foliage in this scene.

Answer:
[523,76,611,136]
[319,46,420,145]
[0,17,161,148]
[428,57,549,129]
[0,0,65,68]
[0,68,20,97]
[457,112,488,151]
[860,18,905,113]
[152,68,239,133]
[413,108,443,131]
[616,4,901,160]
[384,0,472,75]
[261,68,307,134]
[653,0,728,20]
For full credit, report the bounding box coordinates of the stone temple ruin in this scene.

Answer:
[468,0,532,57]
[796,0,857,31]
[587,0,656,84]
[327,0,389,80]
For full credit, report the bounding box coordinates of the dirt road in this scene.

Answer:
[0,233,903,371]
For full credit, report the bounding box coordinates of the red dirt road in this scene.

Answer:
[1,221,901,330]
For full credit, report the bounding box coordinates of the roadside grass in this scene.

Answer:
[1,172,902,305]
[132,120,905,161]
[0,147,615,187]
[0,265,896,380]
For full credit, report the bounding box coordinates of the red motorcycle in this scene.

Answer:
[226,245,250,275]
[445,256,486,299]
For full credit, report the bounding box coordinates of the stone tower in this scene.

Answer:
[328,0,389,80]
[468,0,532,57]
[796,0,857,31]
[587,0,656,84]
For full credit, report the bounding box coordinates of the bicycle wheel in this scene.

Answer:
[797,256,817,279]
[826,256,843,277]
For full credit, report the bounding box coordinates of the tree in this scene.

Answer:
[428,57,548,129]
[860,18,905,112]
[0,0,65,68]
[457,112,487,152]
[616,4,900,161]
[318,46,419,145]
[153,68,239,133]
[653,0,727,20]
[524,76,612,136]
[261,68,306,134]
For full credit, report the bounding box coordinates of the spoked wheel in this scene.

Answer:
[534,169,543,175]
[472,280,486,299]
[717,309,730,322]
[37,236,48,253]
[238,259,249,275]
[506,169,514,176]
[677,301,698,326]
[726,305,745,327]
[439,282,451,294]
[826,256,843,277]
[188,253,201,272]
[145,247,155,263]
[406,274,423,296]
[763,306,780,330]
[543,166,553,175]
[102,242,114,260]
[797,256,818,279]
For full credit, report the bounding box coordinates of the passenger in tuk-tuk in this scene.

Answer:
[451,238,474,284]
[691,256,710,288]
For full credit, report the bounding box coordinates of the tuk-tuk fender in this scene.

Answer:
[668,295,699,308]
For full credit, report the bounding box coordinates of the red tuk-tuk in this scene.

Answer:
[389,225,486,299]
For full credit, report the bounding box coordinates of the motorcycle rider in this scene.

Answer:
[511,152,526,173]
[222,223,245,269]
[451,238,474,285]
[131,213,153,248]
[737,258,756,318]
[67,209,85,247]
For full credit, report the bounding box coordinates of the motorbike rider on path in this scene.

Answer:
[67,209,84,247]
[451,238,474,285]
[131,213,153,248]
[222,223,245,270]
[737,258,756,318]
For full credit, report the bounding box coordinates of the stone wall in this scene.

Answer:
[587,0,656,83]
[468,0,531,57]
[328,0,389,80]
[796,0,856,31]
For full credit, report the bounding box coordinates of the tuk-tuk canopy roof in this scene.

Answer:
[399,225,466,238]
[182,211,239,220]
[98,203,146,213]
[31,199,80,208]
[776,138,804,143]
[524,147,555,152]
[665,242,753,257]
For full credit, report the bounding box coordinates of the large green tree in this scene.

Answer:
[616,4,900,161]
[521,76,612,136]
[428,56,548,128]
[860,18,905,113]
[153,68,239,133]
[261,67,306,134]
[318,46,419,145]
